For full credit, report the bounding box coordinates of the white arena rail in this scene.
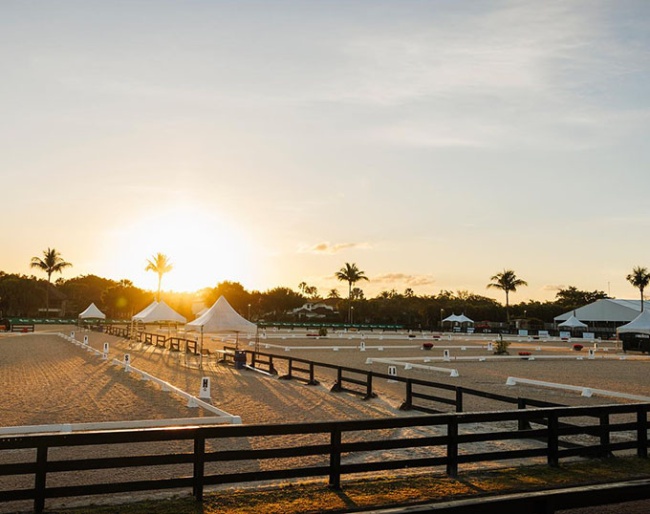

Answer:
[505,376,650,402]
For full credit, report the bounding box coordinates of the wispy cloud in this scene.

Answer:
[374,273,436,288]
[300,241,371,254]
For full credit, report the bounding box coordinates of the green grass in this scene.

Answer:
[50,457,650,514]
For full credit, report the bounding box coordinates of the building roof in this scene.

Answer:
[554,299,642,323]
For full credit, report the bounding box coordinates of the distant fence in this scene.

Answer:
[243,350,564,414]
[1,402,649,513]
[102,326,200,354]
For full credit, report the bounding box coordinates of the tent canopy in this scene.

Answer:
[132,301,158,320]
[558,315,588,329]
[133,300,186,324]
[617,309,650,336]
[442,313,474,324]
[78,303,106,320]
[186,296,257,334]
[554,299,641,323]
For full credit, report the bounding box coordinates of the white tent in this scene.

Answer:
[78,303,106,320]
[186,296,256,334]
[558,315,588,329]
[133,300,186,324]
[554,299,641,324]
[186,296,257,365]
[617,309,650,336]
[132,301,158,321]
[442,314,474,324]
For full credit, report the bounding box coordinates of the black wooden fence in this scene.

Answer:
[1,403,649,513]
[242,350,564,414]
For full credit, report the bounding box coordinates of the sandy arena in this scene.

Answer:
[1,326,650,512]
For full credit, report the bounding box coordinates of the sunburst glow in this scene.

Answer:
[106,204,253,292]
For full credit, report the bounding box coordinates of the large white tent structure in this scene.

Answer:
[557,315,588,329]
[442,314,474,324]
[186,296,256,335]
[133,300,186,324]
[78,303,106,320]
[132,301,158,321]
[554,299,642,324]
[186,296,257,366]
[617,310,650,353]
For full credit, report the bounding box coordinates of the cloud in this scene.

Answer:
[301,242,371,254]
[542,284,564,292]
[374,273,436,288]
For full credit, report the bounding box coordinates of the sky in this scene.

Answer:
[2,1,650,303]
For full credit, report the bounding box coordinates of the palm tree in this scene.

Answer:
[145,253,173,302]
[626,266,650,312]
[30,248,72,316]
[486,269,528,322]
[335,262,368,323]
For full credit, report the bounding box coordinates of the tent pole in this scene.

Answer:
[199,326,204,368]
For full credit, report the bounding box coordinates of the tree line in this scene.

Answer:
[0,249,618,329]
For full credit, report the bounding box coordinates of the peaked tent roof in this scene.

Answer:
[443,314,474,324]
[132,301,158,320]
[617,309,650,335]
[558,315,588,328]
[78,303,106,320]
[554,299,641,323]
[186,296,257,333]
[133,300,186,323]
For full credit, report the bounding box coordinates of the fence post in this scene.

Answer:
[308,362,318,385]
[193,435,206,501]
[547,411,559,467]
[638,404,648,459]
[365,371,375,400]
[517,398,531,431]
[400,379,413,410]
[331,368,343,392]
[329,426,342,490]
[599,412,611,458]
[34,444,48,514]
[455,387,463,413]
[446,417,459,477]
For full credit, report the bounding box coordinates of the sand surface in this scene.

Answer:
[1,327,649,512]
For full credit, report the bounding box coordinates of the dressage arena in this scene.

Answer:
[2,326,650,511]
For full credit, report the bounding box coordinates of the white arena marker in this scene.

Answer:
[405,364,412,370]
[360,341,366,352]
[285,347,290,352]
[536,347,542,351]
[199,377,211,399]
[102,342,109,360]
[588,349,595,360]
[378,347,384,351]
[70,331,75,339]
[450,369,459,377]
[461,346,466,351]
[333,347,339,352]
[443,349,451,362]
[388,365,397,376]
[506,377,517,386]
[123,354,131,372]
[365,358,373,365]
[479,357,486,362]
[582,388,593,397]
[487,342,493,352]
[187,397,198,408]
[83,335,89,345]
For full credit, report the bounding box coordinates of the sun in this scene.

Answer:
[105,204,254,292]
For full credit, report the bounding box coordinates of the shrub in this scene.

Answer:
[494,339,510,355]
[318,327,328,337]
[422,342,433,350]
[572,344,583,351]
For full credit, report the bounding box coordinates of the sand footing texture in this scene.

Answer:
[1,328,648,512]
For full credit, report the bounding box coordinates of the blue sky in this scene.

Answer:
[2,1,650,302]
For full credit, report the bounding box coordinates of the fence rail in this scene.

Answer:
[1,403,649,513]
